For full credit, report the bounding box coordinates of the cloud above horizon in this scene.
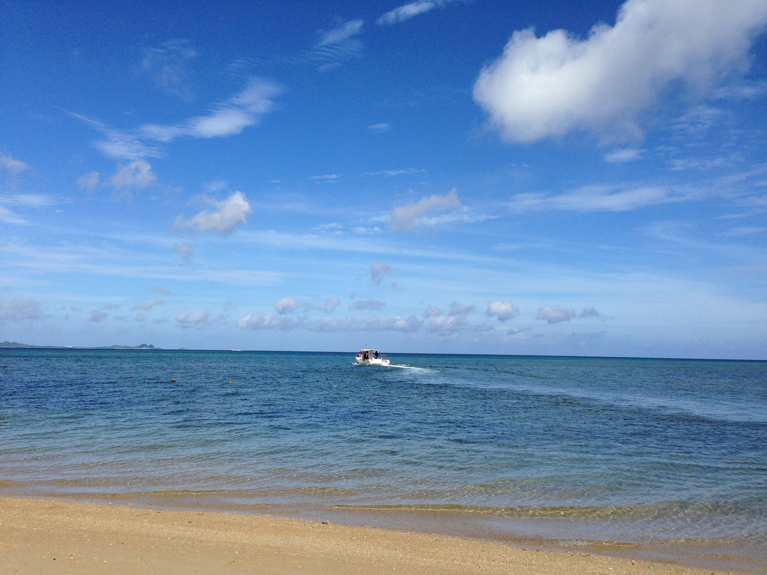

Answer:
[72,79,281,160]
[174,191,252,235]
[140,78,282,143]
[377,1,461,25]
[389,188,463,232]
[473,0,767,142]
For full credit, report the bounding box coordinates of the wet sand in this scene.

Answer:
[0,496,736,575]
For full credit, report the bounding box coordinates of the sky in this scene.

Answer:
[1,0,766,359]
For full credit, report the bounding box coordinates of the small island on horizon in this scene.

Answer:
[0,341,161,350]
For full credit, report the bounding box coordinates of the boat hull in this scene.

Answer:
[356,358,390,366]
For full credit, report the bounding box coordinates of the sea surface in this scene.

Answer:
[1,349,766,571]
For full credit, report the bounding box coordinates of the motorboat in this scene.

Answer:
[355,348,390,366]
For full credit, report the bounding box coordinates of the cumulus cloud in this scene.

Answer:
[174,191,252,235]
[176,309,210,329]
[312,297,341,313]
[275,297,301,314]
[0,298,44,321]
[139,39,198,101]
[307,315,422,333]
[370,262,392,285]
[172,242,194,263]
[237,312,423,333]
[0,154,29,176]
[473,0,767,142]
[536,306,576,324]
[487,300,518,322]
[237,312,299,330]
[130,299,165,311]
[350,299,386,311]
[424,302,474,336]
[110,160,156,197]
[390,188,462,232]
[140,78,281,142]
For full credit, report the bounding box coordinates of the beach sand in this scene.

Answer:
[0,496,732,575]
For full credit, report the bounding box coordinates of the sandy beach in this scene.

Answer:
[0,496,736,575]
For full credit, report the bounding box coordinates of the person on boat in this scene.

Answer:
[374,351,378,359]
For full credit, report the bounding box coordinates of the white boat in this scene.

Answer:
[355,348,390,366]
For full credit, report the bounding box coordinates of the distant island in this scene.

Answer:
[0,341,160,350]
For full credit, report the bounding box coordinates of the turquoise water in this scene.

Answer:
[1,349,766,568]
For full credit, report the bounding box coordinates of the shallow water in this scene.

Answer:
[1,349,766,570]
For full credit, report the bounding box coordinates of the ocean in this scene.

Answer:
[1,349,766,571]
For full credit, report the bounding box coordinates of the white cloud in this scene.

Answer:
[366,168,425,177]
[237,312,423,333]
[720,226,767,237]
[318,19,364,46]
[77,171,100,192]
[378,2,436,25]
[310,174,339,182]
[0,206,27,225]
[0,193,60,225]
[350,299,386,311]
[377,1,462,25]
[176,309,210,329]
[390,188,462,232]
[473,0,767,142]
[536,306,576,324]
[604,148,644,163]
[380,314,422,333]
[130,298,165,311]
[508,185,680,213]
[172,242,194,262]
[0,298,44,320]
[0,154,29,176]
[312,297,341,313]
[174,191,252,235]
[370,262,392,285]
[368,123,390,133]
[487,300,518,322]
[275,297,301,314]
[141,78,281,142]
[135,313,146,322]
[70,112,164,161]
[311,20,364,71]
[110,160,156,194]
[425,314,468,336]
[139,39,198,101]
[237,312,300,330]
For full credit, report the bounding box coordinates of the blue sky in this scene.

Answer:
[2,0,766,358]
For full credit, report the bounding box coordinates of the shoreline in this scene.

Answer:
[0,496,750,575]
